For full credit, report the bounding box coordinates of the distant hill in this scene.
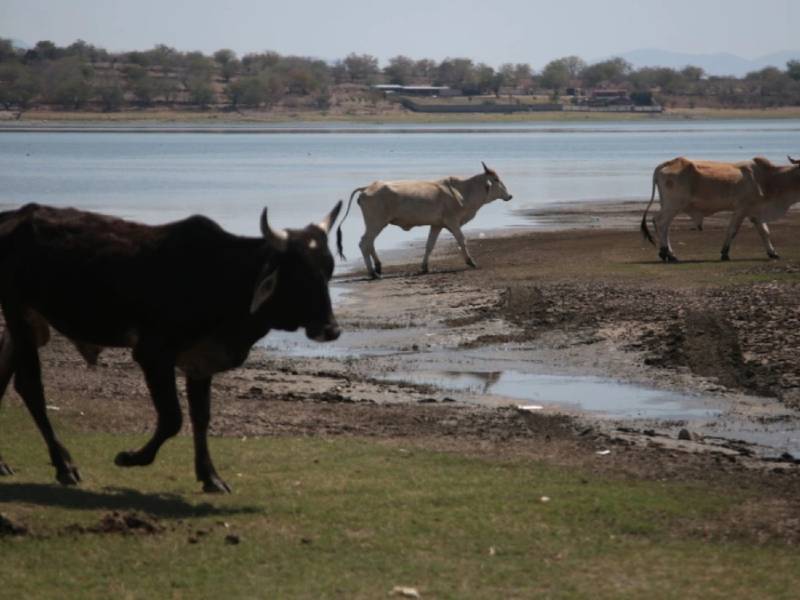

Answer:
[610,49,800,77]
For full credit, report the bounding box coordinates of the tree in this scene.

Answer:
[34,40,59,60]
[681,65,705,82]
[125,66,157,106]
[343,53,379,83]
[0,63,40,108]
[560,56,587,79]
[155,77,181,104]
[580,57,632,88]
[214,49,239,82]
[0,38,18,62]
[42,57,94,108]
[384,55,415,85]
[540,58,571,92]
[96,83,124,111]
[225,73,283,108]
[213,49,236,66]
[436,58,476,92]
[187,78,214,108]
[182,51,215,86]
[786,60,800,82]
[414,59,437,82]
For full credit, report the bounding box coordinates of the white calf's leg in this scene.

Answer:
[359,224,386,279]
[448,225,476,268]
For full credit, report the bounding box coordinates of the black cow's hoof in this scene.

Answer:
[202,476,232,494]
[666,255,679,263]
[56,465,81,486]
[374,262,382,276]
[114,450,152,467]
[768,252,780,260]
[0,461,14,476]
[466,258,478,269]
[367,272,381,281]
[721,254,730,262]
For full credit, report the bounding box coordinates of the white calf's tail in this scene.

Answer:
[336,186,367,260]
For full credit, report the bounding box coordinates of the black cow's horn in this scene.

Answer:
[788,155,800,165]
[482,161,490,173]
[317,200,343,234]
[260,207,288,251]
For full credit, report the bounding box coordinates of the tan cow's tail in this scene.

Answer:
[640,169,659,246]
[336,186,367,260]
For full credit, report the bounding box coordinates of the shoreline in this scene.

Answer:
[4,199,799,494]
[4,106,800,128]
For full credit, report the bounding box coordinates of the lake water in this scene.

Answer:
[1,119,799,266]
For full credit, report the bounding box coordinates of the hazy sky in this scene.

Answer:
[1,0,798,67]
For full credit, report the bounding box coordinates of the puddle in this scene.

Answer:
[380,369,719,419]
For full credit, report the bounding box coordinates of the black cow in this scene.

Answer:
[0,201,342,493]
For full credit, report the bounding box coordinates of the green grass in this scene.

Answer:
[1,406,799,599]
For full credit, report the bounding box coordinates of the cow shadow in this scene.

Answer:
[0,482,261,518]
[630,257,768,266]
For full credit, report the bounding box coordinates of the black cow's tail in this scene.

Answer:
[640,169,659,246]
[336,186,367,261]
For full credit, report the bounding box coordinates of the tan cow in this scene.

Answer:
[336,163,513,278]
[641,156,800,262]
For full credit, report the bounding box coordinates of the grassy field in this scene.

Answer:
[1,406,799,599]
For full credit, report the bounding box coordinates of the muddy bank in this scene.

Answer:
[2,200,800,491]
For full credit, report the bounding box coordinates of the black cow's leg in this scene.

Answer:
[115,357,182,468]
[7,319,79,485]
[186,375,230,493]
[0,331,15,476]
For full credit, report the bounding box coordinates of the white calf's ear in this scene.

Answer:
[250,268,279,314]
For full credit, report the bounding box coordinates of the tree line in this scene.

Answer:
[2,38,800,111]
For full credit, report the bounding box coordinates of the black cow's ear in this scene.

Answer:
[250,266,279,314]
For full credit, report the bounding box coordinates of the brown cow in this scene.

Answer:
[641,156,800,262]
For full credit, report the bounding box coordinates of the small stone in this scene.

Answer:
[678,428,692,441]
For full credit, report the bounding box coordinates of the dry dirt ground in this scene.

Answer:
[2,201,800,520]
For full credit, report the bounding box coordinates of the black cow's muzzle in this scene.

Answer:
[504,195,513,201]
[307,322,341,342]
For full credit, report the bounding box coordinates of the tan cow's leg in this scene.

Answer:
[654,208,680,262]
[420,226,442,274]
[720,211,747,261]
[750,218,779,259]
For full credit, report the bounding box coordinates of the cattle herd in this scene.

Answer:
[0,156,799,493]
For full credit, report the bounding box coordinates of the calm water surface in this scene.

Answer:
[1,119,798,266]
